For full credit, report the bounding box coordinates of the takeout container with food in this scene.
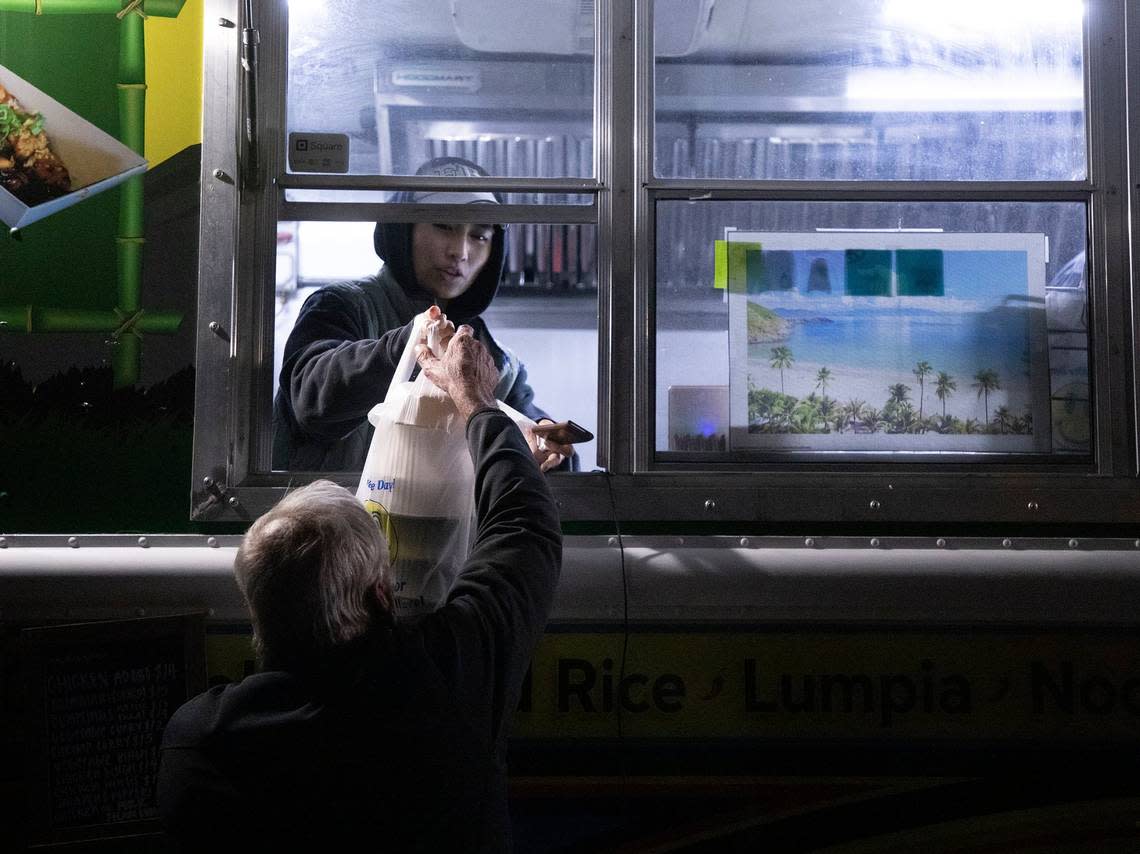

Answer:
[0,64,147,231]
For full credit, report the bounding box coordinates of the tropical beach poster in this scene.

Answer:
[727,231,1050,453]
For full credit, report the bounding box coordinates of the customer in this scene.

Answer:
[159,325,562,851]
[272,155,573,472]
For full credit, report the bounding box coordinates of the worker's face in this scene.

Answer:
[411,222,495,301]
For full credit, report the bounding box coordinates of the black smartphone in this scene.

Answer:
[531,420,594,444]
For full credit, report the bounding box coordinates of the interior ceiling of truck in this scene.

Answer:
[322,0,877,57]
[303,0,1079,61]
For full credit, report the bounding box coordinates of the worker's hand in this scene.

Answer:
[419,305,456,357]
[415,324,498,421]
[523,419,570,472]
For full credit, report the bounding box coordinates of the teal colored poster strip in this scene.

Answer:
[897,249,945,296]
[845,249,892,296]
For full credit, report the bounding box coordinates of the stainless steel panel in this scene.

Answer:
[0,537,624,626]
[623,537,1140,625]
[191,0,243,518]
[3,537,1140,628]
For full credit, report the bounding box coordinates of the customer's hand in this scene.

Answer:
[415,323,498,421]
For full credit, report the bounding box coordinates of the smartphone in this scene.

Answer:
[531,420,594,444]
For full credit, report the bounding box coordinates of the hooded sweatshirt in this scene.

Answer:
[272,211,549,471]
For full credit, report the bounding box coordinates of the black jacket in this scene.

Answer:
[158,409,562,851]
[273,217,550,471]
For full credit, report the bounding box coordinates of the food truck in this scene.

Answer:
[2,0,1140,849]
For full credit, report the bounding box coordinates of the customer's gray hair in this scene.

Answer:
[233,480,391,669]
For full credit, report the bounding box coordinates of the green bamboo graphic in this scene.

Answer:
[0,0,188,386]
[0,305,182,333]
[0,1,184,16]
[114,8,146,385]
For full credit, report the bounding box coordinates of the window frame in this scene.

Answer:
[192,0,1140,528]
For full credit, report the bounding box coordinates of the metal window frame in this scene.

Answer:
[192,0,1140,528]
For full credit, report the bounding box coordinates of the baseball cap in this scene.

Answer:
[411,158,499,206]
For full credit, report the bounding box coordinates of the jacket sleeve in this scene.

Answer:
[501,357,580,472]
[500,357,549,423]
[280,286,412,440]
[421,409,562,756]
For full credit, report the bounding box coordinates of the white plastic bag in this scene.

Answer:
[355,315,475,616]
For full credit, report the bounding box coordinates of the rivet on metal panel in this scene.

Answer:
[804,537,815,548]
[68,536,79,549]
[0,537,6,549]
[1027,501,1039,511]
[739,537,750,547]
[228,495,240,507]
[869,500,881,510]
[870,538,881,548]
[1002,538,1013,548]
[212,168,234,184]
[207,537,219,549]
[936,538,947,548]
[607,537,618,547]
[208,321,226,337]
[676,537,685,547]
[704,499,717,512]
[1068,538,1080,549]
[208,608,216,617]
[218,17,235,27]
[137,536,149,548]
[1135,540,1140,549]
[203,475,215,487]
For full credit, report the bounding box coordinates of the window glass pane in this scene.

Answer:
[274,220,598,472]
[656,201,1090,459]
[653,0,1086,181]
[287,0,594,178]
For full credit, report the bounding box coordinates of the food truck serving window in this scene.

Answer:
[192,0,1140,526]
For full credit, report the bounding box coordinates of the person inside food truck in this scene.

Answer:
[272,155,576,472]
[159,325,562,850]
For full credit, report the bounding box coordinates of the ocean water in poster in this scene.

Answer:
[727,232,1050,453]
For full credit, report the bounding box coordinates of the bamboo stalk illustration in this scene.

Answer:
[0,305,181,334]
[0,1,184,17]
[0,0,188,387]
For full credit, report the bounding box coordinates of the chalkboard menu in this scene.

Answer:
[21,614,206,846]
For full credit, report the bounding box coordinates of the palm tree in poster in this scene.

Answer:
[934,371,957,418]
[993,405,1013,434]
[815,366,833,397]
[843,398,867,433]
[972,368,1001,425]
[913,360,933,420]
[769,346,794,394]
[863,407,884,433]
[883,384,914,433]
[887,383,911,407]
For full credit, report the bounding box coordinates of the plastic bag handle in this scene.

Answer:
[386,314,428,401]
